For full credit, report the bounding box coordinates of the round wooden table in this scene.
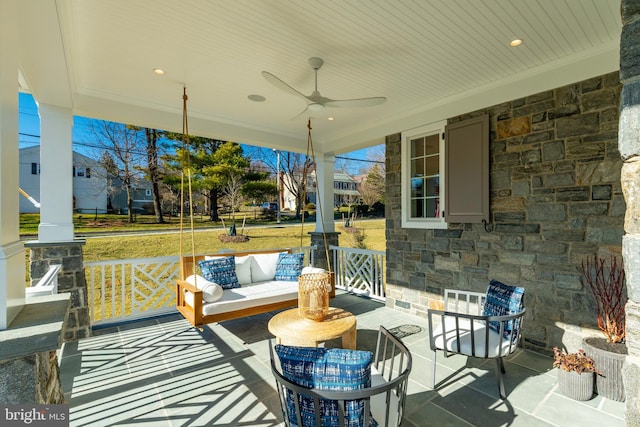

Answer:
[268,307,357,349]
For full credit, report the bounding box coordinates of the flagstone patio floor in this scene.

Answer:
[59,292,626,426]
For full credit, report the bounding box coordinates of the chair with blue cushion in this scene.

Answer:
[270,325,412,427]
[427,280,525,399]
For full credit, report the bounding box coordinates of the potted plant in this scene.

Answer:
[581,254,628,401]
[553,347,600,401]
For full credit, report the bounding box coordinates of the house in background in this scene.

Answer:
[330,172,361,207]
[108,176,154,215]
[282,171,361,210]
[19,146,107,214]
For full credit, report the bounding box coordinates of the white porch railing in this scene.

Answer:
[330,246,386,301]
[85,256,181,326]
[85,246,317,327]
[26,264,62,300]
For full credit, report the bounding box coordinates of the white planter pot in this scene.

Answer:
[557,369,594,401]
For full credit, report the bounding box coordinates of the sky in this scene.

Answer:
[18,92,383,175]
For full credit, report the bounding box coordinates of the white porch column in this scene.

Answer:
[37,103,74,242]
[314,152,336,233]
[0,0,25,329]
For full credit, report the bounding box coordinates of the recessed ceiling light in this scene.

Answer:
[510,39,522,47]
[248,94,266,102]
[153,68,166,75]
[328,117,335,121]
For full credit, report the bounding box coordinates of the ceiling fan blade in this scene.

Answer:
[291,106,311,120]
[262,71,309,101]
[325,97,387,108]
[290,103,327,120]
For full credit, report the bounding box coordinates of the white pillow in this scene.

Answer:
[235,255,252,285]
[250,252,283,282]
[185,274,223,303]
[301,266,326,275]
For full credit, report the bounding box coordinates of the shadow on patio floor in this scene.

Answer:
[59,292,626,426]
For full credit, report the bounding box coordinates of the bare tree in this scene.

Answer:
[143,128,164,223]
[251,147,310,218]
[91,121,144,223]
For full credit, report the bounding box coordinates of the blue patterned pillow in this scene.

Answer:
[275,345,375,427]
[482,280,525,337]
[275,252,305,281]
[198,256,239,290]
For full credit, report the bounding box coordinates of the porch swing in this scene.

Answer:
[175,88,334,327]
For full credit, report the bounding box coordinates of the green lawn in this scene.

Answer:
[21,209,385,261]
[82,219,385,262]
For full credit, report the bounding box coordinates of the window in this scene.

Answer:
[401,121,447,229]
[31,163,39,175]
[401,116,489,229]
[73,166,91,178]
[145,189,152,197]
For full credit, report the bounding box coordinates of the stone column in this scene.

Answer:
[309,231,340,272]
[0,0,25,329]
[0,294,70,404]
[25,241,90,341]
[619,1,640,425]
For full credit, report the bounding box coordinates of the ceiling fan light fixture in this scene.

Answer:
[308,102,324,112]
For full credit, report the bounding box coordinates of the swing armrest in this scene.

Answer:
[176,279,203,326]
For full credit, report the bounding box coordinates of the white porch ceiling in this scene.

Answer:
[17,0,621,155]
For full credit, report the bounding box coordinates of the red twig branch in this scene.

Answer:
[582,255,627,343]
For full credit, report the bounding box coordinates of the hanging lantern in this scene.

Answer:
[298,272,331,321]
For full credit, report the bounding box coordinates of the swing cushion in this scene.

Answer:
[274,253,305,281]
[234,255,253,285]
[251,252,285,282]
[185,274,224,303]
[198,256,240,290]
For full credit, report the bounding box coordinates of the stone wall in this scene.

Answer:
[0,351,65,404]
[26,241,90,341]
[386,71,624,353]
[619,0,640,424]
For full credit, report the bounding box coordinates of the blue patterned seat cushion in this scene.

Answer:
[275,345,375,427]
[198,256,239,290]
[274,252,305,281]
[482,279,525,337]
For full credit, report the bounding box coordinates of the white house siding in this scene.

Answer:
[19,147,107,213]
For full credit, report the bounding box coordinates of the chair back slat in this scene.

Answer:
[428,285,526,399]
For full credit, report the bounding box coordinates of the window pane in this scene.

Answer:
[411,178,423,198]
[411,137,424,158]
[411,157,424,177]
[426,198,438,218]
[411,198,424,218]
[426,176,440,196]
[425,134,439,155]
[426,156,439,176]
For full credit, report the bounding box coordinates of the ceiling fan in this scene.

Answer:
[262,57,386,116]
